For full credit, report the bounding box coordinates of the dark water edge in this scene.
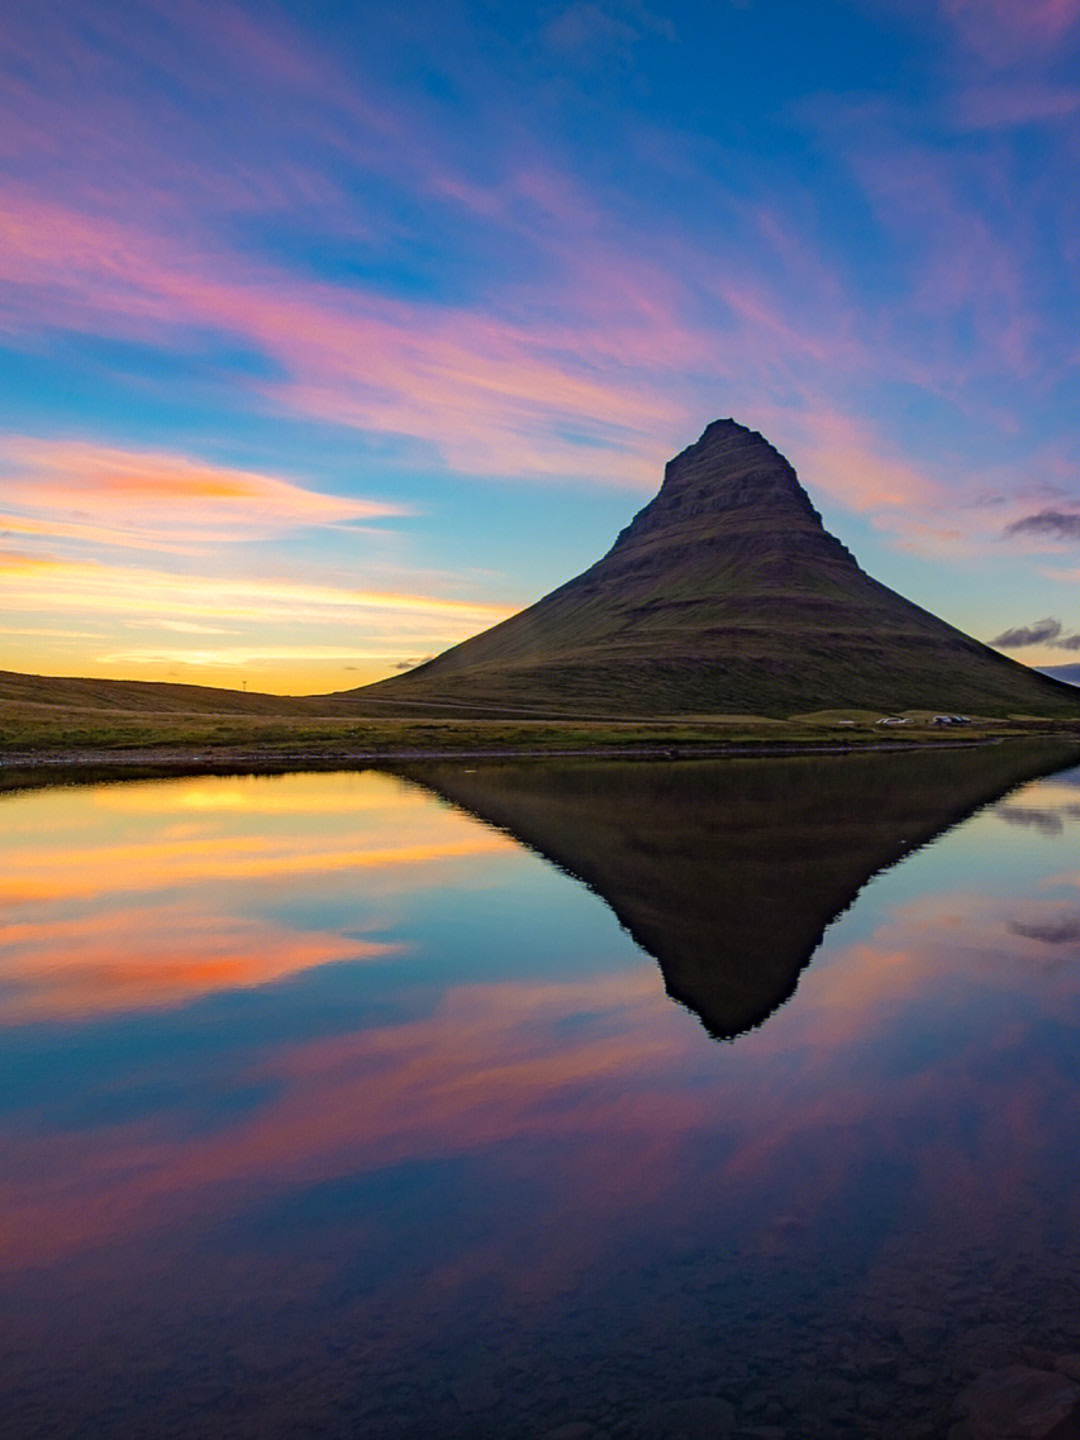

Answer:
[0,731,1066,796]
[8,1206,1080,1440]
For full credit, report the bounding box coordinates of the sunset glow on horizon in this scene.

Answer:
[3,0,1079,692]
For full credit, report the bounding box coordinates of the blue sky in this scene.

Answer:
[2,0,1079,691]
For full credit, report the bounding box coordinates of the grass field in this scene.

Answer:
[3,695,1078,761]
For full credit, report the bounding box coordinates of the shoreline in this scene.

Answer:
[0,732,1056,790]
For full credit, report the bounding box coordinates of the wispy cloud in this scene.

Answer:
[0,436,406,554]
[0,553,515,659]
[940,0,1080,64]
[779,408,942,513]
[953,82,1080,130]
[991,617,1062,647]
[0,188,686,484]
[543,0,676,62]
[6,0,1030,505]
[1005,510,1080,543]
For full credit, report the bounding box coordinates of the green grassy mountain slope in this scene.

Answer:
[352,420,1080,718]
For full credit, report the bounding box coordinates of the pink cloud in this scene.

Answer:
[777,408,943,512]
[0,184,694,483]
[2,0,1070,576]
[941,0,1080,64]
[4,160,1049,553]
[0,6,927,497]
[954,81,1080,128]
[845,141,1044,384]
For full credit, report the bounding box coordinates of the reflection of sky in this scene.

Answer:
[4,766,1080,1432]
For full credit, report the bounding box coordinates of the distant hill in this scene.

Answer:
[349,419,1080,718]
[1038,665,1080,687]
[0,670,354,716]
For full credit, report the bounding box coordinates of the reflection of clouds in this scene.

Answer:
[6,766,1080,1342]
[995,805,1067,835]
[1015,769,1080,793]
[89,773,421,816]
[803,890,1080,1021]
[0,967,692,1276]
[0,903,402,1023]
[1008,913,1080,946]
[992,770,1080,838]
[0,773,516,1024]
[3,771,516,909]
[5,860,1078,1309]
[3,832,512,905]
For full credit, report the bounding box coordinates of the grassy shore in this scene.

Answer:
[4,698,1079,765]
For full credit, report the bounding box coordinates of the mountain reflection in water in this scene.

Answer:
[4,742,1080,1440]
[398,741,1080,1037]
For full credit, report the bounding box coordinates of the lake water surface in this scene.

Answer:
[5,745,1080,1439]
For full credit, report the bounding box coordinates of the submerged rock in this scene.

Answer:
[631,1395,736,1438]
[542,1424,596,1440]
[953,1364,1080,1439]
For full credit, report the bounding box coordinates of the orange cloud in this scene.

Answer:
[0,435,407,552]
[0,909,402,1024]
[4,830,516,909]
[0,551,515,637]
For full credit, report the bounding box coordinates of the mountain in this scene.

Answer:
[397,740,1080,1038]
[351,419,1080,718]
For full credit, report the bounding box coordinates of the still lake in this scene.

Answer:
[5,742,1080,1439]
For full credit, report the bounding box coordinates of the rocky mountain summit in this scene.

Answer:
[355,420,1080,717]
[600,417,858,581]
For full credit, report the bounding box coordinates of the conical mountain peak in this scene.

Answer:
[656,418,804,509]
[599,418,856,578]
[353,421,1080,719]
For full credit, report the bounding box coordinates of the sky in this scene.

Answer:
[2,0,1079,695]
